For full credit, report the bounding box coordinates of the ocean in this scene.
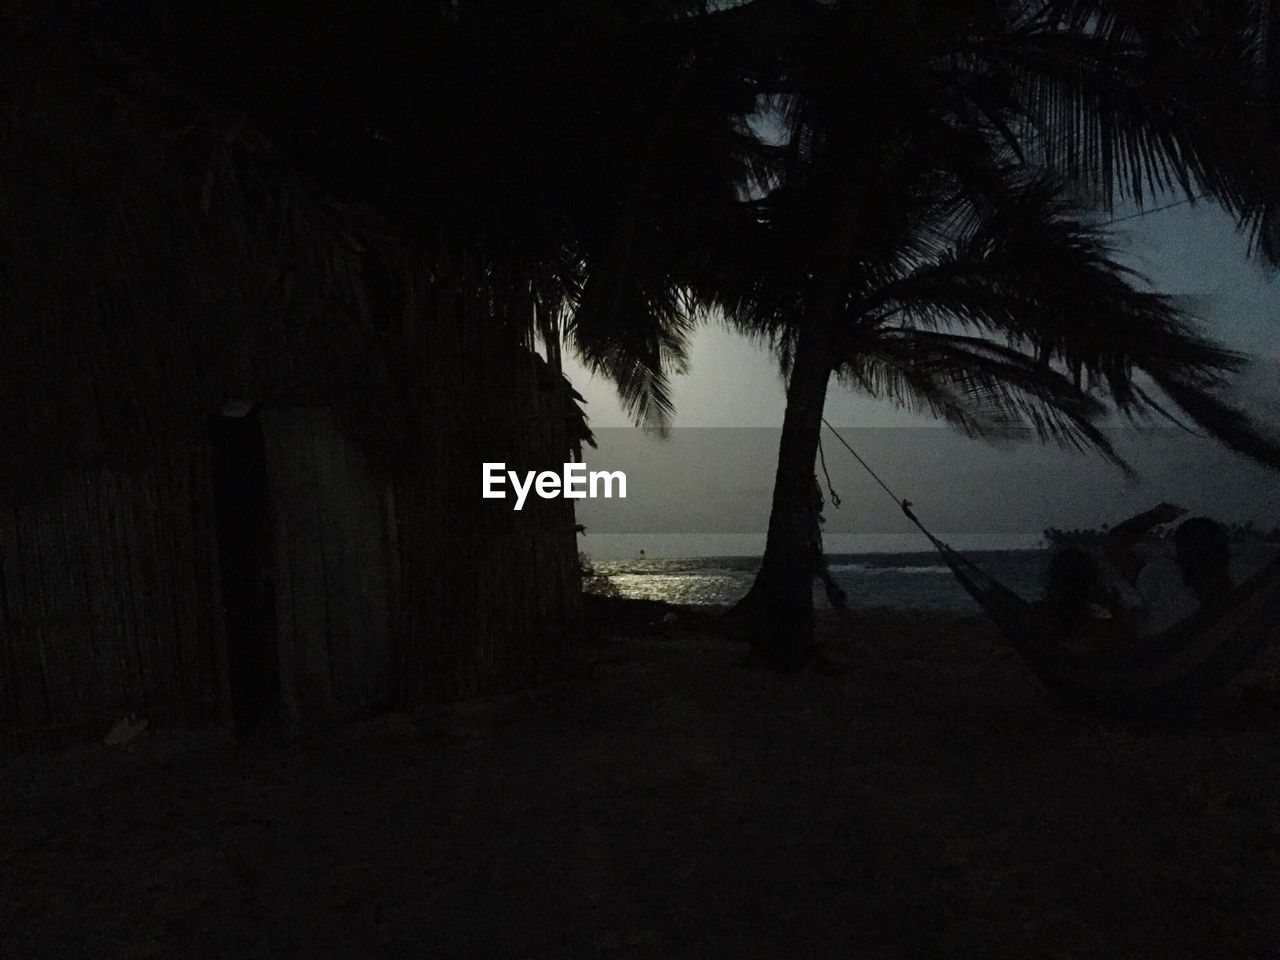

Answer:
[589,545,1280,612]
[590,551,1048,611]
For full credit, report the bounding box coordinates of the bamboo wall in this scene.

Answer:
[2,43,582,743]
[0,372,579,745]
[394,381,582,700]
[260,408,397,735]
[395,257,582,702]
[0,448,227,746]
[255,368,579,727]
[0,267,581,743]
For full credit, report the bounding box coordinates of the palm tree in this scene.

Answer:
[528,7,773,432]
[721,0,1280,667]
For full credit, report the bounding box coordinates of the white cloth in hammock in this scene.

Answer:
[1088,542,1198,636]
[1134,546,1200,637]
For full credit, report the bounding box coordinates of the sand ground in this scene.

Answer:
[4,600,1280,959]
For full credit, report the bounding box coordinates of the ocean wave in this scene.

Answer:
[832,564,951,576]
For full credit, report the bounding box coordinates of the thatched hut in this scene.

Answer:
[0,22,585,746]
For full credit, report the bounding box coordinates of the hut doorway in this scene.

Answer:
[210,408,280,737]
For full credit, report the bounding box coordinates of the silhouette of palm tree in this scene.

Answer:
[715,0,1280,667]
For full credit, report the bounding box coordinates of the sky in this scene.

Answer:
[566,201,1280,558]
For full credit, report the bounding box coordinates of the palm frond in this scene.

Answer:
[1144,367,1280,469]
[991,0,1279,223]
[756,161,1280,479]
[565,274,697,435]
[854,177,1246,406]
[837,329,1129,470]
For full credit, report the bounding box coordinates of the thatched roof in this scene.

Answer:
[0,12,597,507]
[0,16,402,490]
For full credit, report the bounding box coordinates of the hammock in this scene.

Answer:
[823,420,1280,715]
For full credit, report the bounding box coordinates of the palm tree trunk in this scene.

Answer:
[732,315,835,669]
[731,168,861,669]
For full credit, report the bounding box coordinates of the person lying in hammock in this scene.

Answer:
[1091,502,1188,625]
[1129,516,1233,636]
[1041,504,1233,646]
[1040,547,1124,653]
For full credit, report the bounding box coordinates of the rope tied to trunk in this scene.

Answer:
[820,418,921,528]
[816,436,841,510]
[819,417,998,594]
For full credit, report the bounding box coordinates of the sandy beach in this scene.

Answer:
[4,599,1280,959]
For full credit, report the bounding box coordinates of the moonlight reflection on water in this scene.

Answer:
[589,546,1280,612]
[589,553,1046,611]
